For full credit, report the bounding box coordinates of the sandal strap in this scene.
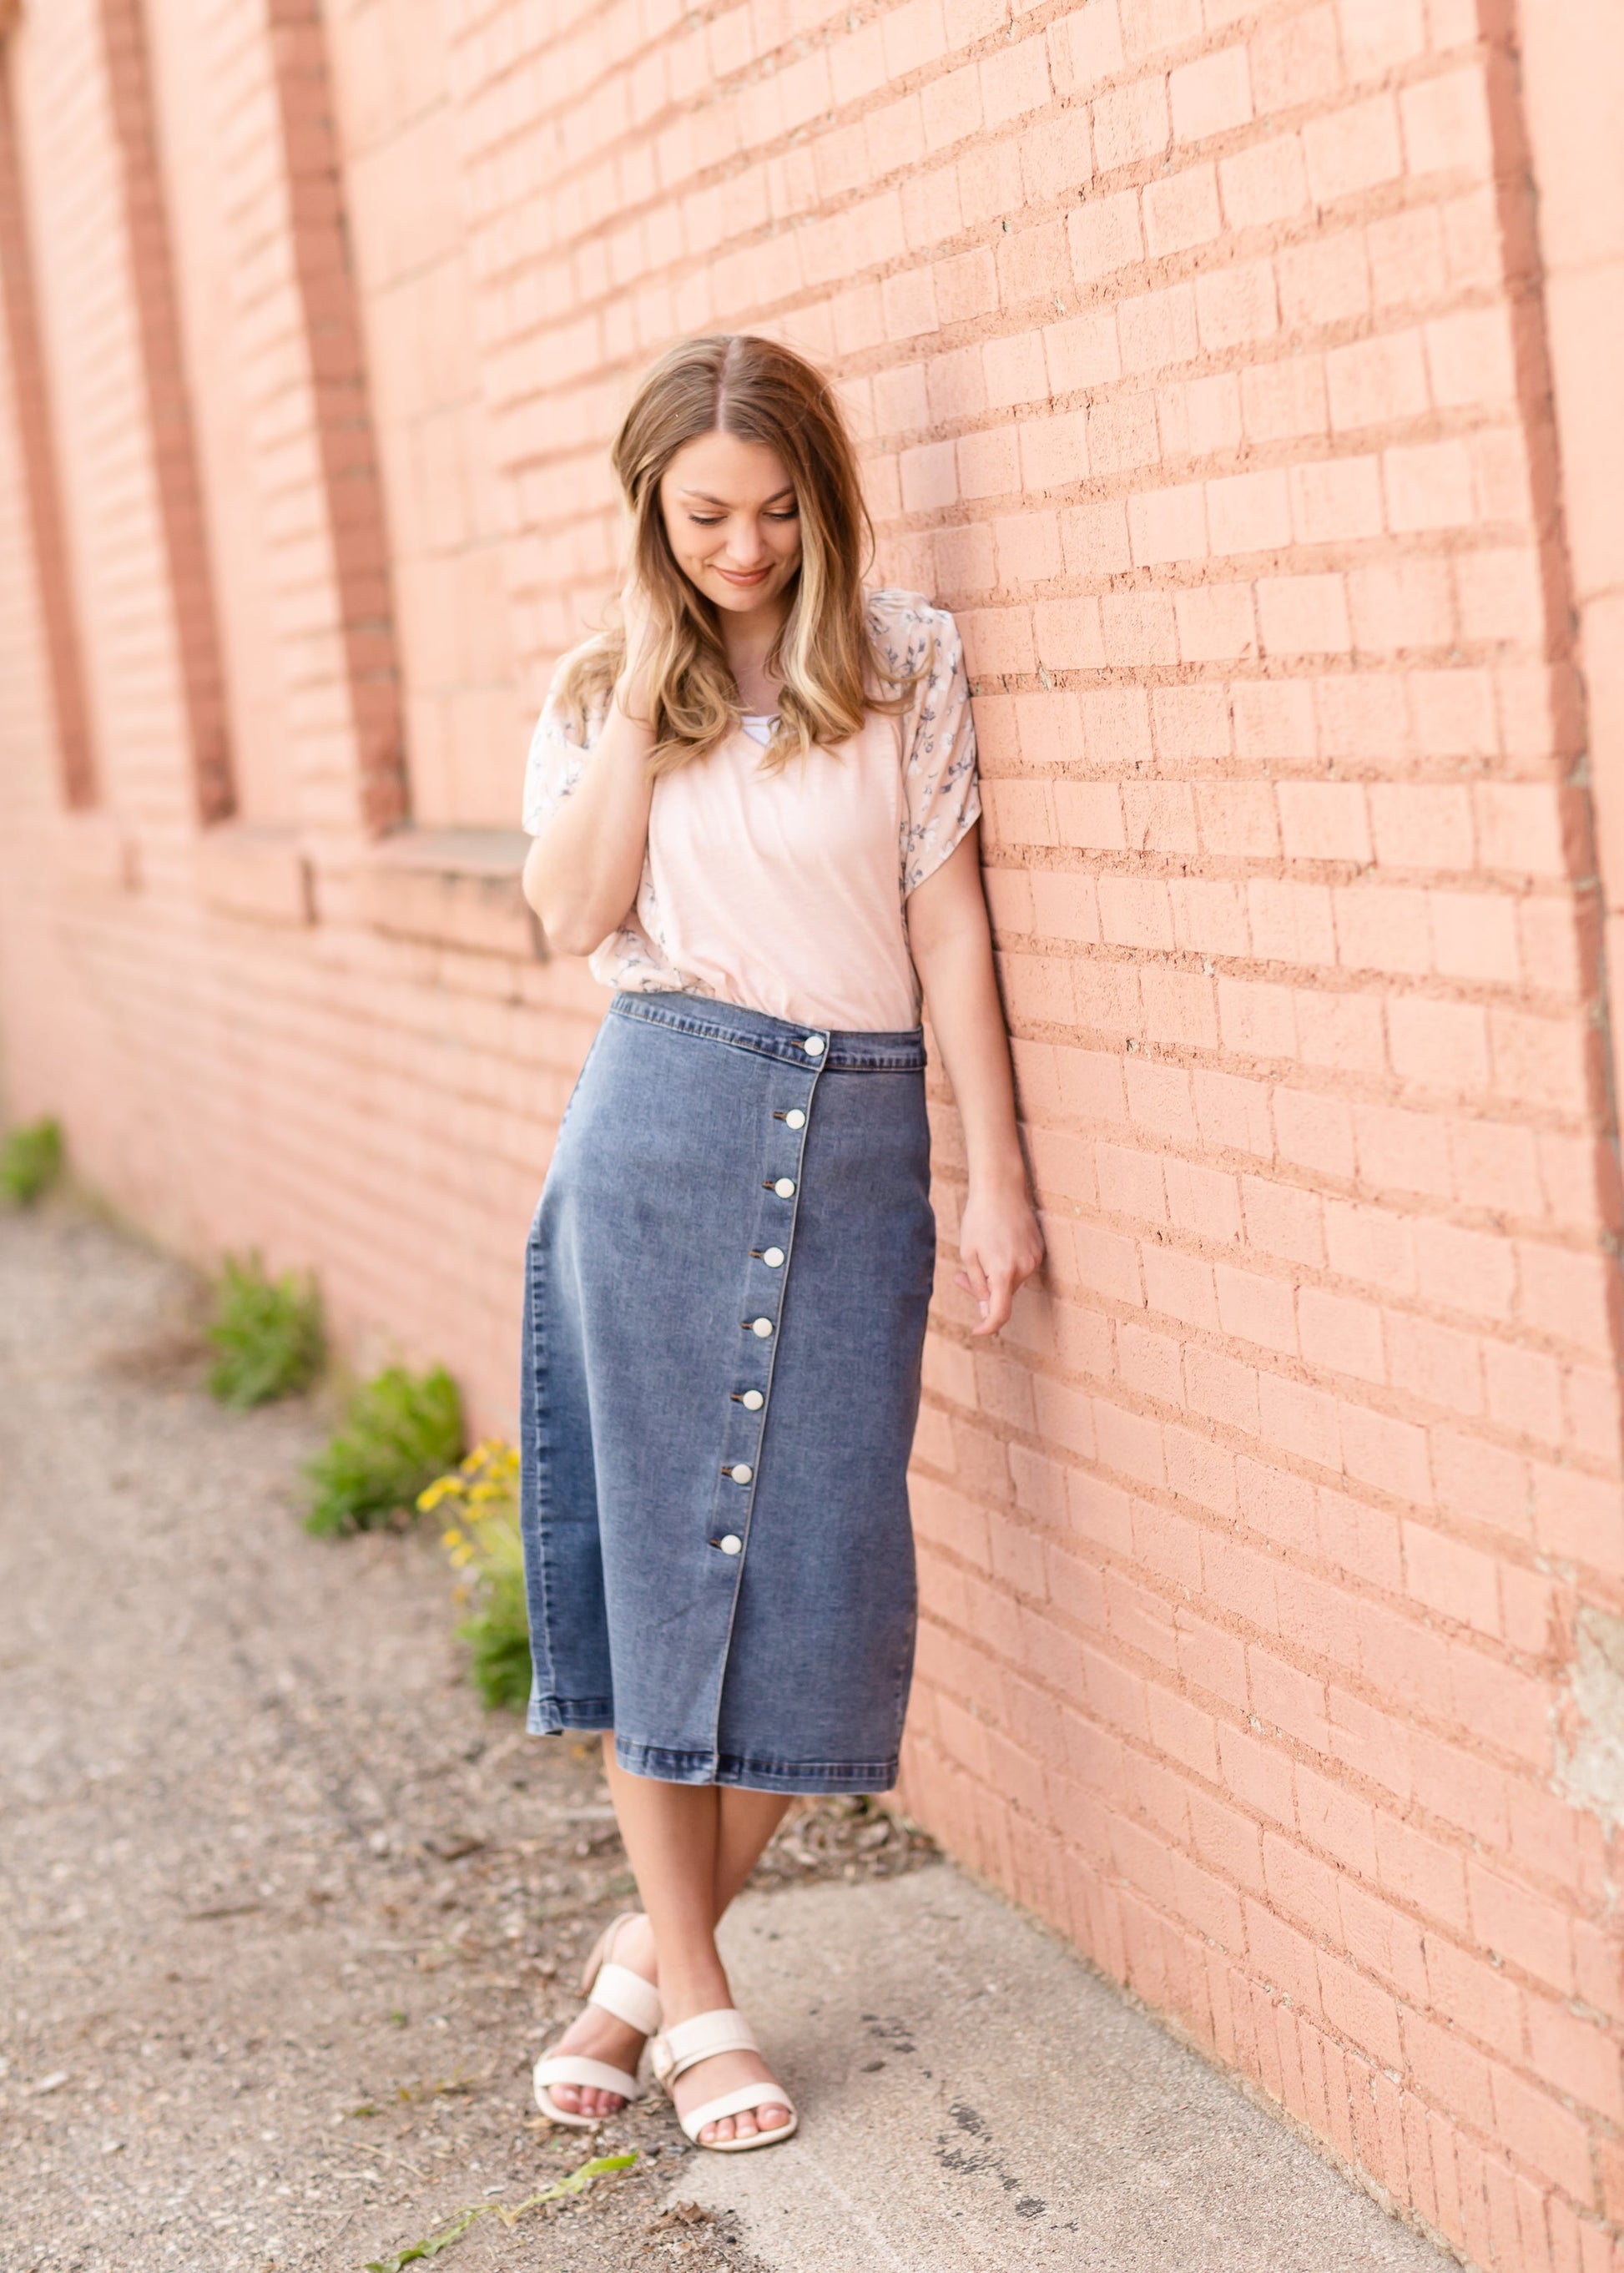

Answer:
[578,1912,638,1997]
[652,2008,759,2084]
[589,1961,661,2037]
[533,2051,641,2101]
[678,2080,795,2144]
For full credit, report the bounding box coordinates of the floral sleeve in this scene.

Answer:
[521,667,603,836]
[880,597,981,895]
[517,656,681,995]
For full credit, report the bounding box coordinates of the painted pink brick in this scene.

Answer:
[1049,0,1125,93]
[1242,354,1328,442]
[983,330,1050,409]
[1169,44,1252,144]
[1218,134,1309,229]
[1195,258,1279,354]
[1289,456,1384,546]
[1207,467,1292,556]
[1045,310,1122,395]
[1384,441,1475,532]
[1119,285,1199,375]
[1175,583,1258,663]
[1399,64,1495,182]
[1273,795,1364,873]
[1248,1,1341,111]
[1127,481,1207,565]
[1233,673,1315,753]
[1068,190,1146,280]
[981,34,1052,131]
[1326,331,1430,433]
[1142,167,1223,258]
[1388,995,1491,1095]
[1303,93,1403,204]
[1092,75,1171,173]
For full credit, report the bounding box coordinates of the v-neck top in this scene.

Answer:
[522,589,980,1031]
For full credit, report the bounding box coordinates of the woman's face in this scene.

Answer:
[658,430,802,615]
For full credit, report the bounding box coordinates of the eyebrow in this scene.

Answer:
[677,487,796,506]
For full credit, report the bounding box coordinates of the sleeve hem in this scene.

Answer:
[902,783,982,900]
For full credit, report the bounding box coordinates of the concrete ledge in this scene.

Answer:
[360,826,544,960]
[196,824,313,927]
[58,809,139,893]
[680,1867,1452,2273]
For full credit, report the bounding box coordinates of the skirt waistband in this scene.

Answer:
[609,990,926,1073]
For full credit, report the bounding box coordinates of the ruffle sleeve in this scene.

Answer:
[870,592,981,895]
[521,667,604,836]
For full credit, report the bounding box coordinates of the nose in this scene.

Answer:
[722,522,769,569]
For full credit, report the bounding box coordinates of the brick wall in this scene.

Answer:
[2,2,1622,2264]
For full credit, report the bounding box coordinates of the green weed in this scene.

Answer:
[304,1364,464,1537]
[420,1441,531,1712]
[362,2152,635,2270]
[206,1252,325,1408]
[0,1117,63,1207]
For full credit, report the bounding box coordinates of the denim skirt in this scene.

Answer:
[519,990,935,1793]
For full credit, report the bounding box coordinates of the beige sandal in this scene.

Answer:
[532,1913,662,2128]
[651,2008,798,2152]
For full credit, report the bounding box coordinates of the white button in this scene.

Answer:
[729,1463,754,1484]
[762,1247,784,1268]
[741,1389,764,1411]
[785,1108,806,1129]
[750,1317,773,1338]
[804,1035,826,1056]
[719,1534,743,1555]
[774,1177,795,1197]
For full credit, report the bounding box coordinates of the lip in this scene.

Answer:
[713,564,774,587]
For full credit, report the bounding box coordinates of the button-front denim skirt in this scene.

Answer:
[519,990,935,1793]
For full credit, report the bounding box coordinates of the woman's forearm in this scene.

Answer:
[907,829,1044,1334]
[522,695,656,955]
[906,832,1026,1188]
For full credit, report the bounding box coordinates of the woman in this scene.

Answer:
[517,332,1042,2153]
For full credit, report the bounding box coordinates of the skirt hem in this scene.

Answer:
[527,1695,613,1736]
[617,1736,900,1795]
[526,1701,895,1793]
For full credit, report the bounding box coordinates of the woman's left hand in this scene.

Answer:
[955,1180,1045,1336]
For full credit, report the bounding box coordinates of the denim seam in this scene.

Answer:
[609,993,924,1073]
[522,1223,562,1721]
[614,1736,900,1792]
[703,1044,825,1761]
[532,1696,614,1731]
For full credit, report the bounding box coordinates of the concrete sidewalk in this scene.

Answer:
[681,1867,1451,2272]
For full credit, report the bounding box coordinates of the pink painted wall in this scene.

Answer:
[3,2,1622,2263]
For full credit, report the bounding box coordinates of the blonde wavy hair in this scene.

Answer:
[557,333,916,774]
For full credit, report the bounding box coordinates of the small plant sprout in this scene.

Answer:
[303,1363,464,1537]
[420,1440,530,1712]
[0,1116,63,1207]
[206,1251,325,1408]
[363,2152,636,2271]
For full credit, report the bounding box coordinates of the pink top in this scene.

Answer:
[522,589,980,1032]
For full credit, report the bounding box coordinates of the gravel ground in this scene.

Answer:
[0,1202,933,2273]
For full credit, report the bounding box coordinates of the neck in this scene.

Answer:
[718,589,790,703]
